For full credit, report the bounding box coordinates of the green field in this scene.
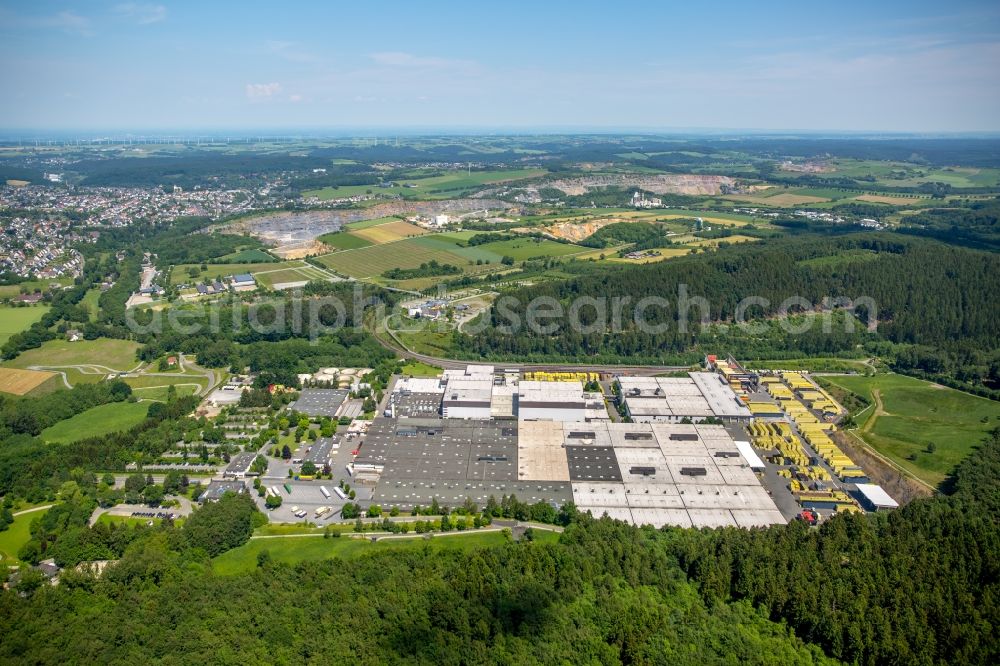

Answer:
[3,338,141,372]
[40,401,150,444]
[0,507,50,565]
[304,169,546,201]
[345,216,401,230]
[819,373,1000,486]
[0,305,50,347]
[213,248,277,263]
[743,357,872,373]
[400,360,443,377]
[317,231,374,250]
[128,383,200,402]
[80,288,102,321]
[170,261,306,285]
[316,237,474,279]
[212,529,558,575]
[123,373,208,394]
[0,277,73,299]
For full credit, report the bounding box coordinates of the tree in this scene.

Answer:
[281,444,292,460]
[300,461,317,476]
[142,485,164,507]
[367,504,382,518]
[264,494,283,510]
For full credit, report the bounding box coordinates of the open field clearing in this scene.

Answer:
[608,247,692,263]
[684,234,760,247]
[129,384,200,402]
[317,238,473,278]
[170,260,308,285]
[0,367,58,395]
[825,159,1000,188]
[40,401,150,444]
[818,373,1000,486]
[81,289,101,321]
[2,338,141,372]
[854,194,929,205]
[122,372,209,393]
[398,168,546,194]
[253,265,330,288]
[213,248,277,263]
[344,216,400,230]
[317,231,373,251]
[725,192,830,206]
[212,529,558,575]
[0,507,50,566]
[351,220,427,244]
[0,305,50,347]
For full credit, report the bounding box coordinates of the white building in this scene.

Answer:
[431,214,450,228]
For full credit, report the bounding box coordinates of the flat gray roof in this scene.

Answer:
[290,389,350,417]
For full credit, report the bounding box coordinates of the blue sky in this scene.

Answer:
[1,0,999,132]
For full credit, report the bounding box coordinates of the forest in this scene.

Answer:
[454,233,1000,391]
[1,429,997,664]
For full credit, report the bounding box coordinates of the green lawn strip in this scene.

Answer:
[212,529,554,575]
[0,507,51,566]
[0,305,51,347]
[819,374,1000,486]
[40,401,150,444]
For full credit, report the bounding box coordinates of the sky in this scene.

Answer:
[1,0,999,132]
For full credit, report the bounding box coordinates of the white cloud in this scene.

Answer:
[289,94,303,103]
[115,3,167,25]
[369,51,473,69]
[245,82,282,100]
[266,40,318,63]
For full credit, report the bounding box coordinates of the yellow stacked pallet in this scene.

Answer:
[524,371,598,382]
[767,384,794,400]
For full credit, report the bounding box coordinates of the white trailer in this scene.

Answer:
[319,486,331,499]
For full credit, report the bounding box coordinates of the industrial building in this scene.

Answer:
[616,373,752,423]
[222,451,258,479]
[353,415,784,529]
[289,388,349,417]
[388,365,608,422]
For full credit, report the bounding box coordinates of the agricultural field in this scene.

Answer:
[396,168,546,195]
[854,194,930,205]
[40,401,150,444]
[213,248,277,263]
[725,191,831,206]
[212,529,558,575]
[818,373,1000,486]
[0,367,59,396]
[317,231,373,251]
[317,232,589,282]
[317,237,475,279]
[345,216,402,230]
[826,159,1000,188]
[351,220,427,244]
[2,338,141,373]
[0,304,50,347]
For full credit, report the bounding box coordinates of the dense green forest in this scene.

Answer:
[1,430,998,664]
[454,233,1000,391]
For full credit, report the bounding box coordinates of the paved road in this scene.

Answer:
[12,504,54,518]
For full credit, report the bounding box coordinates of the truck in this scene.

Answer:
[333,487,349,500]
[294,510,307,519]
[319,486,331,499]
[283,482,292,494]
[314,506,330,518]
